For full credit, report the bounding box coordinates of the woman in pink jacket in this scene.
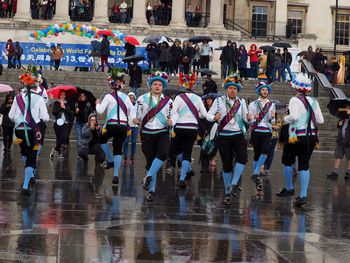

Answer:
[248,44,261,79]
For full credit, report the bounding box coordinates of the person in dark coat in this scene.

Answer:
[78,113,105,164]
[100,35,110,72]
[146,43,159,70]
[313,48,326,73]
[129,62,142,97]
[13,41,23,69]
[266,50,276,83]
[220,40,235,79]
[0,93,15,153]
[237,44,248,79]
[181,40,191,74]
[158,42,170,72]
[281,47,293,81]
[75,92,94,147]
[202,74,217,94]
[169,39,183,76]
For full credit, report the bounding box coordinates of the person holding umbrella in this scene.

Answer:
[9,73,49,196]
[128,62,142,97]
[133,72,173,202]
[172,72,208,188]
[0,93,15,153]
[206,75,249,205]
[96,69,134,185]
[276,73,324,206]
[75,92,94,148]
[100,35,111,73]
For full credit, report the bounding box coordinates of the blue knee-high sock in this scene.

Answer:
[222,172,232,195]
[149,170,158,193]
[231,163,245,186]
[283,165,294,190]
[100,144,113,163]
[254,154,267,175]
[113,155,122,177]
[177,153,183,163]
[37,145,43,156]
[253,161,257,172]
[147,158,164,193]
[180,160,191,181]
[23,167,34,190]
[299,170,310,198]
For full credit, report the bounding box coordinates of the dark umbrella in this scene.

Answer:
[214,46,224,50]
[90,40,101,50]
[142,35,173,44]
[201,93,221,101]
[327,98,350,119]
[195,68,218,75]
[122,55,145,63]
[274,99,286,110]
[297,51,309,57]
[163,87,183,98]
[188,36,213,44]
[68,87,97,109]
[272,42,292,48]
[259,45,276,52]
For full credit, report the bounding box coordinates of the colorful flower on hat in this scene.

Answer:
[108,68,125,90]
[222,73,242,91]
[179,72,196,90]
[147,71,170,88]
[290,73,312,93]
[19,73,36,86]
[255,81,272,94]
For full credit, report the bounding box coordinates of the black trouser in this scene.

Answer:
[167,136,177,167]
[54,59,61,70]
[78,144,105,163]
[15,129,37,168]
[141,131,170,171]
[2,125,14,150]
[218,133,248,173]
[39,121,47,145]
[173,128,197,162]
[200,55,210,69]
[250,131,272,161]
[54,123,69,154]
[99,124,127,155]
[64,118,74,145]
[282,136,317,171]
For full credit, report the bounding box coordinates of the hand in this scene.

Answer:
[95,99,101,105]
[346,109,350,116]
[339,120,344,126]
[75,108,79,113]
[60,103,65,109]
[133,118,139,125]
[167,118,172,127]
[214,113,221,121]
[255,114,259,119]
[271,111,276,118]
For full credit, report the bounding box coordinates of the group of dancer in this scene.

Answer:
[7,69,324,206]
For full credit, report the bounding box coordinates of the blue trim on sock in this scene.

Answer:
[254,154,267,175]
[23,167,33,190]
[253,161,257,172]
[180,160,191,181]
[101,144,113,162]
[231,163,245,186]
[283,165,294,190]
[113,155,122,177]
[222,172,232,195]
[299,170,310,198]
[148,158,164,192]
[177,153,183,164]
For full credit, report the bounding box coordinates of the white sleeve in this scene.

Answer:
[206,98,218,122]
[314,101,324,125]
[96,94,110,114]
[248,101,256,123]
[42,88,49,105]
[171,96,181,126]
[38,98,50,122]
[284,98,298,124]
[241,99,248,123]
[198,98,208,119]
[8,97,18,122]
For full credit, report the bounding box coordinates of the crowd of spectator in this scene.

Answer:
[69,0,93,22]
[109,0,132,24]
[30,0,55,20]
[146,1,171,25]
[0,0,16,18]
[185,4,207,27]
[5,39,22,69]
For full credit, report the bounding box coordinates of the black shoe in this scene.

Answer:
[20,188,32,196]
[327,171,338,179]
[230,185,240,196]
[254,176,264,192]
[177,180,187,188]
[142,176,151,191]
[146,191,155,202]
[276,187,295,197]
[29,177,36,185]
[112,176,119,185]
[224,194,231,205]
[345,172,350,180]
[293,196,307,206]
[104,161,114,169]
[185,170,195,181]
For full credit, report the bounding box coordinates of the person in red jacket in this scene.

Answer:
[248,44,261,80]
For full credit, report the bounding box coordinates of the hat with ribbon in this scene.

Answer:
[179,72,196,90]
[147,71,170,89]
[255,81,272,95]
[108,68,125,90]
[222,73,242,91]
[290,73,312,93]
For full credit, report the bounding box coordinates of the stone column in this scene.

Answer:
[14,0,31,22]
[208,0,225,30]
[170,0,186,29]
[131,0,148,27]
[93,0,109,25]
[275,0,288,37]
[54,0,70,22]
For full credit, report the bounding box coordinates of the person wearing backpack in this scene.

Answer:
[13,41,23,69]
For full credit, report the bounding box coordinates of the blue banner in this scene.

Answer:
[0,42,149,69]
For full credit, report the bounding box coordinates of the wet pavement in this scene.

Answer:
[0,141,349,262]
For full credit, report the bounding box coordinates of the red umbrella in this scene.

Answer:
[47,85,77,99]
[97,30,115,37]
[124,35,140,46]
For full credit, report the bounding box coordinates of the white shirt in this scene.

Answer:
[248,98,275,130]
[172,93,207,128]
[96,91,133,126]
[284,96,324,130]
[9,93,50,126]
[129,103,138,128]
[200,44,212,56]
[207,95,248,133]
[135,92,173,131]
[120,2,127,11]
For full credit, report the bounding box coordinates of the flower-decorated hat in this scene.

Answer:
[179,72,196,90]
[19,73,36,87]
[222,73,242,91]
[255,81,272,95]
[108,68,125,90]
[147,71,169,89]
[290,73,312,93]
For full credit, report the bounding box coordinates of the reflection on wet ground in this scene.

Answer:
[0,142,349,262]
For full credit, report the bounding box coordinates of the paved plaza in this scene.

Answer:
[0,142,349,262]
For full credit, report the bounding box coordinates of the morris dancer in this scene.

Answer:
[276,73,324,206]
[134,72,172,202]
[248,82,275,191]
[96,69,134,185]
[172,72,207,188]
[207,75,249,205]
[9,73,49,196]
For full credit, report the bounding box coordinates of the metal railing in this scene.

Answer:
[147,9,171,26]
[69,6,94,22]
[30,4,55,20]
[185,12,210,28]
[109,7,133,24]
